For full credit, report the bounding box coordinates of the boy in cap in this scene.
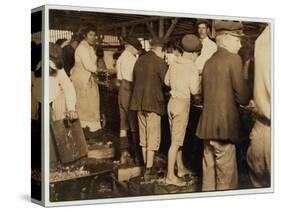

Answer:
[116,36,143,165]
[196,21,249,191]
[164,34,202,186]
[130,38,168,181]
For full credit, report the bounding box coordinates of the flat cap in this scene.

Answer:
[215,21,245,37]
[181,34,202,52]
[122,36,142,50]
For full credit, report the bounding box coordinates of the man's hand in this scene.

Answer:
[240,99,258,113]
[67,111,78,120]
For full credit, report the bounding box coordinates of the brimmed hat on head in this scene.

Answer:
[215,21,245,37]
[122,36,142,50]
[181,34,202,53]
[150,38,166,47]
[196,19,211,27]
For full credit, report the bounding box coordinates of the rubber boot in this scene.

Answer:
[118,137,133,165]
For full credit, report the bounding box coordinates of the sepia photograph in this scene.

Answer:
[31,5,273,205]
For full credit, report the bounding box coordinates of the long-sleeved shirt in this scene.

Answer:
[195,37,217,73]
[165,56,200,99]
[71,40,97,84]
[254,25,271,120]
[116,49,137,82]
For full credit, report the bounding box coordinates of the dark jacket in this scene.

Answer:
[62,45,75,76]
[196,47,250,142]
[130,51,168,115]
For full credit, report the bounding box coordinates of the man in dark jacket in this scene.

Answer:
[62,34,80,76]
[196,21,250,191]
[130,38,168,181]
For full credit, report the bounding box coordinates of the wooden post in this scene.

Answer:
[121,26,127,37]
[159,18,164,38]
[145,21,157,39]
[129,25,135,35]
[211,19,216,39]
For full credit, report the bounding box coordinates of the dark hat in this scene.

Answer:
[181,34,202,52]
[123,36,142,50]
[150,38,166,47]
[49,42,63,69]
[215,21,245,37]
[49,42,62,59]
[196,19,211,27]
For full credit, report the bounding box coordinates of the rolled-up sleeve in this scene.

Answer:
[189,65,200,95]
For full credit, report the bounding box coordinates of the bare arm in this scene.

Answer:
[164,66,172,87]
[189,65,201,95]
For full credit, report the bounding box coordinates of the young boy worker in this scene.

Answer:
[116,36,143,165]
[164,34,202,186]
[130,38,168,181]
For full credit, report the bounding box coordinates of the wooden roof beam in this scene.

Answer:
[98,16,171,31]
[164,18,179,40]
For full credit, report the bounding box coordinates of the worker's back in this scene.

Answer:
[130,50,168,115]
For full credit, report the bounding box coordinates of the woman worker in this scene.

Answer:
[71,24,102,140]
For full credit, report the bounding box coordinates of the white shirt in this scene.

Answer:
[195,37,217,73]
[254,26,271,120]
[31,69,77,111]
[116,49,137,82]
[165,56,200,99]
[165,53,176,66]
